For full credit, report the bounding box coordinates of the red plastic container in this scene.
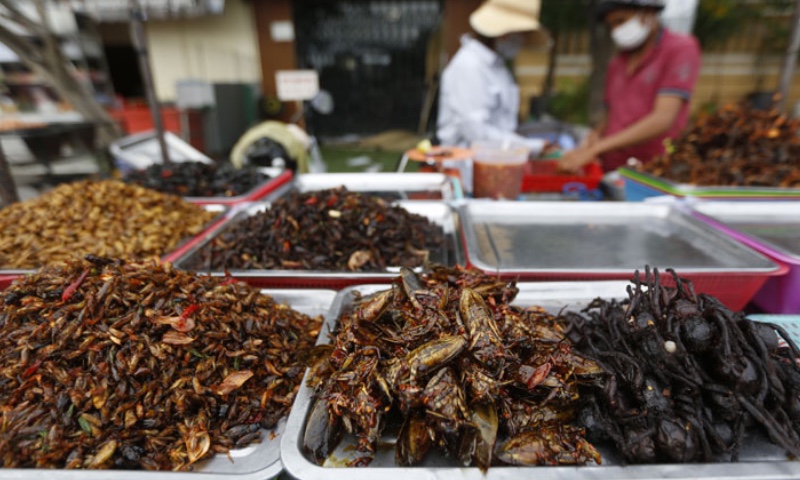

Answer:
[521,160,603,193]
[109,107,181,135]
[0,275,17,291]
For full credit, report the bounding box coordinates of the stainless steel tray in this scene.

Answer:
[282,283,800,480]
[184,168,291,205]
[172,201,464,287]
[0,288,336,480]
[691,202,800,261]
[0,203,231,277]
[459,201,778,274]
[267,173,463,202]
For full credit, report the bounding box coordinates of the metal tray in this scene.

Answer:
[690,202,800,262]
[184,169,292,206]
[0,204,231,278]
[459,201,778,275]
[0,288,337,480]
[282,282,799,479]
[267,173,463,202]
[172,201,464,289]
[620,168,800,200]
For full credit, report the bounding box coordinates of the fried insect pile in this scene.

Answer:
[303,266,602,469]
[0,257,322,470]
[644,104,800,187]
[185,187,444,272]
[565,267,800,463]
[0,180,216,269]
[125,162,271,198]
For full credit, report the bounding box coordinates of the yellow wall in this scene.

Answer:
[515,50,800,121]
[144,0,261,102]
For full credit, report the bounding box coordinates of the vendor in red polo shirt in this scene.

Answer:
[558,0,701,173]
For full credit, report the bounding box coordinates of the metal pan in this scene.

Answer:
[281,282,800,480]
[0,288,336,480]
[172,201,464,289]
[267,173,464,202]
[0,204,231,279]
[457,201,783,311]
[459,201,778,275]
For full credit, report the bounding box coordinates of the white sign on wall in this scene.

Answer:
[275,70,320,101]
[270,21,295,42]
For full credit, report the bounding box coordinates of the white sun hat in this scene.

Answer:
[469,0,550,47]
[470,0,541,37]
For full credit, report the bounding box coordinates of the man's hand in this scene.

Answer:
[557,147,597,173]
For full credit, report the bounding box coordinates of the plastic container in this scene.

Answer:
[620,168,800,201]
[471,140,529,199]
[522,159,604,193]
[689,203,800,314]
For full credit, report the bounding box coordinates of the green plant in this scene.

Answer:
[544,79,591,125]
[693,0,760,49]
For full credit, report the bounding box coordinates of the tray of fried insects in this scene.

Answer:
[0,202,231,279]
[0,284,337,480]
[266,173,464,202]
[172,198,464,290]
[281,265,800,480]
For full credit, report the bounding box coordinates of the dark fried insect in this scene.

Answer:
[0,257,322,470]
[566,266,800,464]
[184,187,445,272]
[124,161,271,198]
[303,266,601,469]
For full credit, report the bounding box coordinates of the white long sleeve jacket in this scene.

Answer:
[437,35,541,152]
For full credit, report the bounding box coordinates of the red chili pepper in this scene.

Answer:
[326,195,338,207]
[221,277,237,286]
[304,196,318,205]
[22,360,42,378]
[180,304,199,321]
[282,241,291,253]
[62,269,90,302]
[160,170,173,178]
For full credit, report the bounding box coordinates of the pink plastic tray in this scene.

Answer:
[690,206,799,314]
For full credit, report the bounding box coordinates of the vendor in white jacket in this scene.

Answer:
[436,0,548,154]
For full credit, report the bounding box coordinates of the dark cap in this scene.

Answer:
[596,0,665,20]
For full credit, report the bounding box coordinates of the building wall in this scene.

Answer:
[144,0,262,102]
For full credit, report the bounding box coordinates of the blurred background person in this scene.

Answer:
[436,0,550,155]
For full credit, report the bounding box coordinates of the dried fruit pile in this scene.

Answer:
[124,162,271,198]
[643,104,800,187]
[303,266,602,469]
[0,180,217,269]
[565,268,800,463]
[0,256,322,469]
[185,187,444,272]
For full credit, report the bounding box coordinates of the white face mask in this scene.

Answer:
[495,34,525,60]
[611,14,652,51]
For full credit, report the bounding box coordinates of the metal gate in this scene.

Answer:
[294,0,443,137]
